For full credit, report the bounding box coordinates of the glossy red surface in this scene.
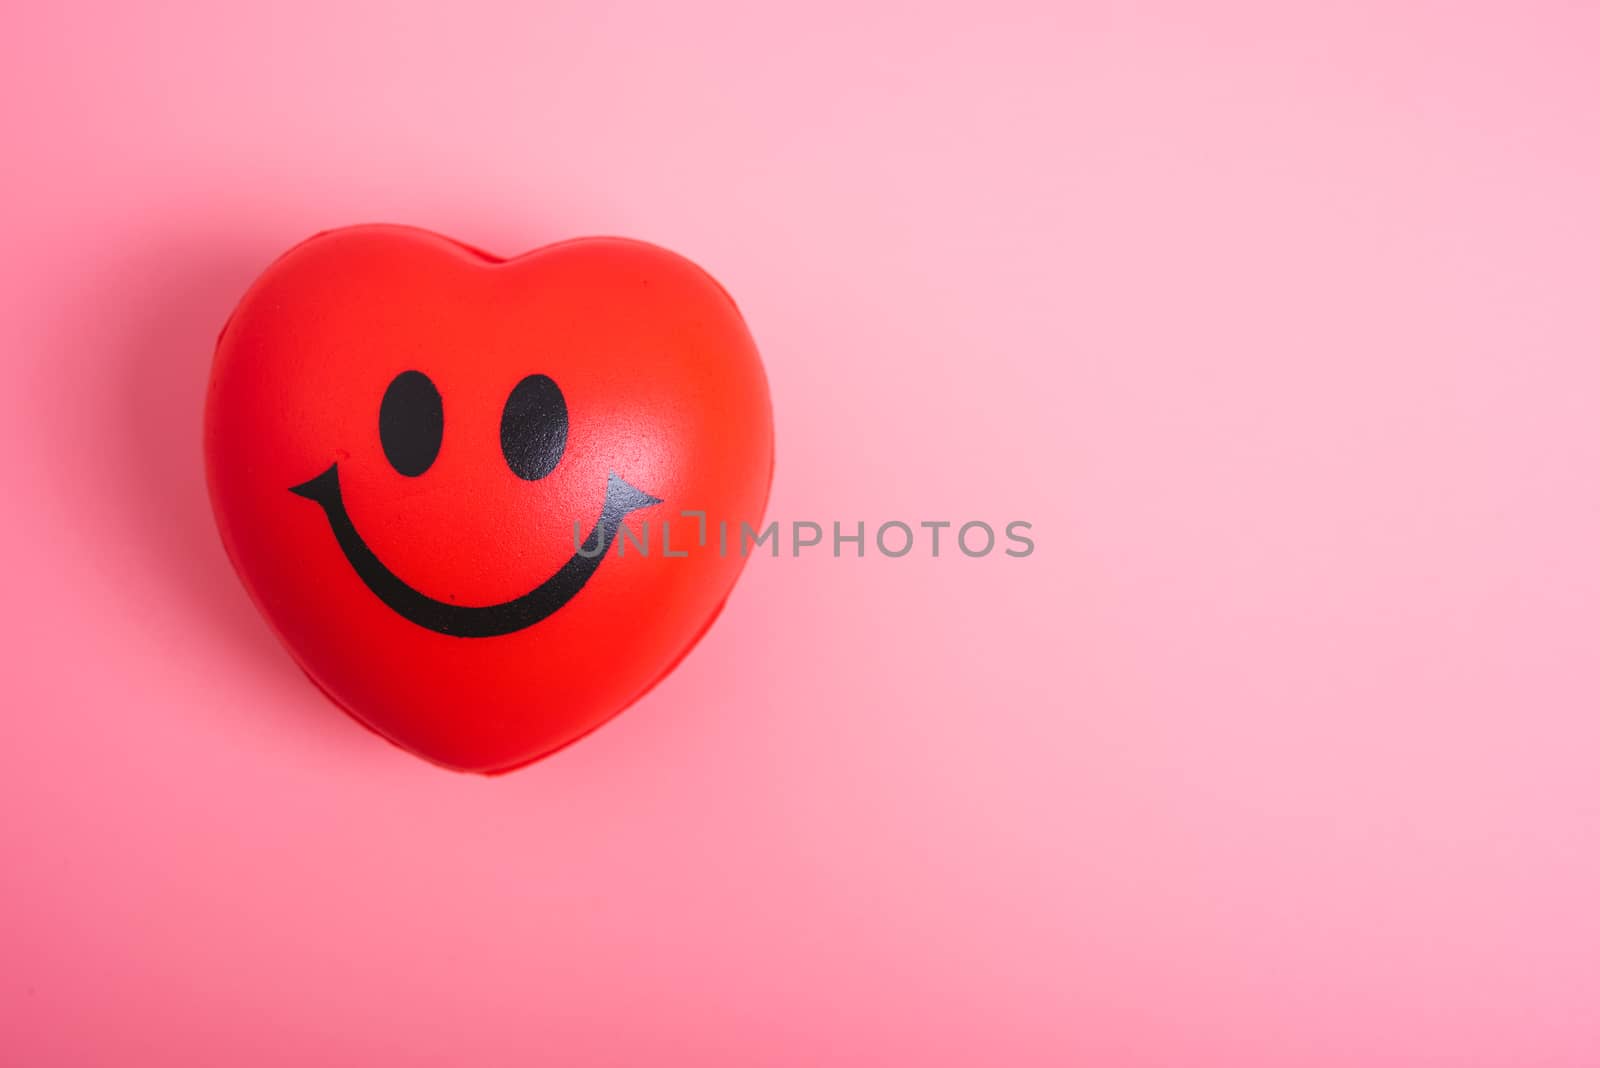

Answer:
[206,226,773,772]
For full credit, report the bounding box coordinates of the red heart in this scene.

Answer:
[205,225,774,773]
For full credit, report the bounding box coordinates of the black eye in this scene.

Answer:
[379,370,444,477]
[500,374,568,481]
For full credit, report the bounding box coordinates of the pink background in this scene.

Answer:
[4,2,1599,1064]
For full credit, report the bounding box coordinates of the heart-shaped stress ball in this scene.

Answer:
[206,226,773,773]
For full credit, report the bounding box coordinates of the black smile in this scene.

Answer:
[289,464,661,638]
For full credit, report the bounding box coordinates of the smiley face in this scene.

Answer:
[289,370,660,637]
[206,226,774,773]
